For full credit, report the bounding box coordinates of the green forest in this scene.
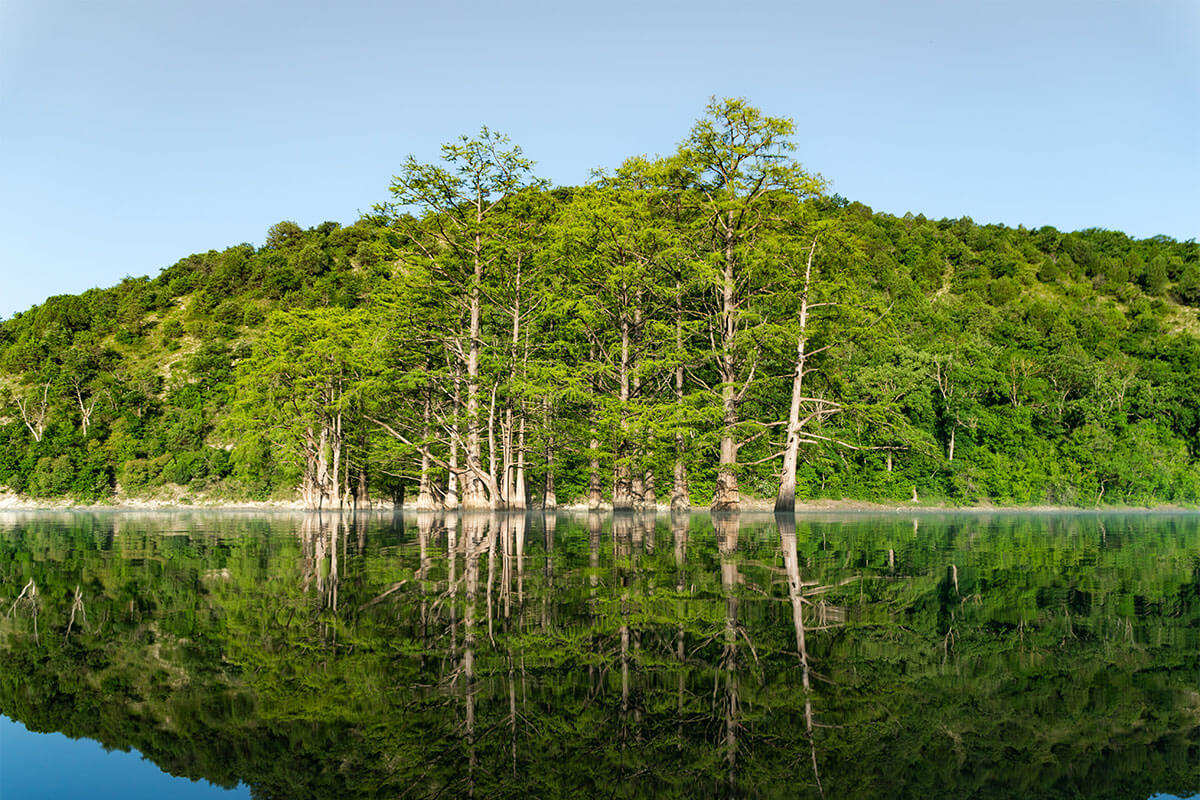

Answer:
[2,98,1199,510]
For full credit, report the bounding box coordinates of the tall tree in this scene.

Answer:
[675,98,826,510]
[378,128,540,510]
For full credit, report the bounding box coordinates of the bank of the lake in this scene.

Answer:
[2,489,1196,515]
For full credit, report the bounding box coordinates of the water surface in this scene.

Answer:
[1,510,1197,798]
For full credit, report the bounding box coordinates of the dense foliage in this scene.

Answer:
[1,99,1198,508]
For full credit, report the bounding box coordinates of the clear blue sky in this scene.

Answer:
[2,0,1197,320]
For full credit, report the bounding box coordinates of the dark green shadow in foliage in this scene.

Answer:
[0,511,1197,799]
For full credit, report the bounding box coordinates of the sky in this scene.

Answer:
[1,0,1197,320]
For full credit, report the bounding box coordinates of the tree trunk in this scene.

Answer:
[613,314,634,511]
[415,389,437,510]
[712,230,740,511]
[513,414,527,509]
[672,276,690,511]
[445,368,461,510]
[542,399,557,509]
[588,421,603,510]
[643,471,656,508]
[776,239,818,513]
[462,237,490,510]
[713,402,740,511]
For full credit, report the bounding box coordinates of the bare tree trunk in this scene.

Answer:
[613,315,634,511]
[672,275,690,511]
[416,389,437,510]
[543,452,556,510]
[501,407,515,507]
[445,368,461,510]
[331,404,343,510]
[713,401,740,511]
[462,239,490,510]
[712,232,741,511]
[509,260,527,510]
[487,387,502,507]
[316,424,330,511]
[588,423,603,510]
[15,383,50,443]
[629,304,646,511]
[777,238,817,513]
[72,379,97,436]
[643,471,656,508]
[513,414,527,509]
[541,396,556,509]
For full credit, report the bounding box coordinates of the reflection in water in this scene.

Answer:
[0,511,1198,799]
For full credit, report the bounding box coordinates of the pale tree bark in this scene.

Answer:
[509,258,529,510]
[462,234,490,510]
[15,383,51,443]
[712,230,742,511]
[541,397,557,509]
[715,512,740,790]
[588,419,603,510]
[445,368,462,510]
[778,514,825,797]
[70,376,99,436]
[415,388,437,510]
[612,313,634,510]
[775,238,835,512]
[642,472,656,508]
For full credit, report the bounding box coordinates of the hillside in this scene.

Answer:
[2,102,1199,510]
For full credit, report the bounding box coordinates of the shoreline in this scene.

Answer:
[1,492,1194,515]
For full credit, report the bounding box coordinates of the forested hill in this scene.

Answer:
[2,100,1199,510]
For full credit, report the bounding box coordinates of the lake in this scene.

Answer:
[1,510,1197,799]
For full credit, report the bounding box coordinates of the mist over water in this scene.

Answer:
[1,511,1197,798]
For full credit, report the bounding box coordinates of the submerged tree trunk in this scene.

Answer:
[541,396,557,509]
[513,414,527,509]
[542,447,557,509]
[462,239,491,510]
[713,231,741,511]
[415,389,437,510]
[672,277,690,511]
[777,238,818,513]
[445,368,462,510]
[588,422,603,510]
[713,399,740,511]
[643,471,656,508]
[613,314,634,511]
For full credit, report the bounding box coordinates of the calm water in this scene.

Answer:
[0,510,1197,799]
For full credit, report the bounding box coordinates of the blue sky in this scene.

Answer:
[2,0,1197,320]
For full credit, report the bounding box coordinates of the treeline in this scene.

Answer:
[1,98,1199,510]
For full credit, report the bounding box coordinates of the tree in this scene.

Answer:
[231,308,371,510]
[674,98,826,510]
[377,128,541,510]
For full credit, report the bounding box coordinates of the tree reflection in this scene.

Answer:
[0,511,1197,799]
